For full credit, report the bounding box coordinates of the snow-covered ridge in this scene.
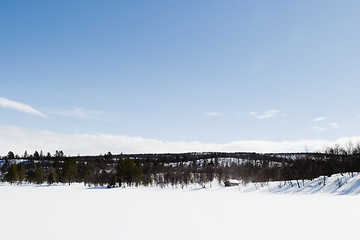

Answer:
[233,173,360,195]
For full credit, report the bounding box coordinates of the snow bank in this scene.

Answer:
[235,173,360,195]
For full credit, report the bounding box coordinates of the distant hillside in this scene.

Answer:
[1,145,360,188]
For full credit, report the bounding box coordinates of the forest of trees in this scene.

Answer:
[1,143,360,188]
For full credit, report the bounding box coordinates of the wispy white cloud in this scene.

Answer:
[205,112,226,117]
[49,107,115,121]
[3,125,358,156]
[312,117,327,122]
[0,97,46,117]
[313,126,326,132]
[255,110,280,119]
[249,111,258,116]
[330,123,343,129]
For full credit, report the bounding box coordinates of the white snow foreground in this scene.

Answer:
[1,173,359,240]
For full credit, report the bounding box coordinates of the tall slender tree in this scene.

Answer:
[34,167,44,185]
[18,163,26,184]
[6,164,18,184]
[61,159,77,185]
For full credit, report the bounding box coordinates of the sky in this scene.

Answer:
[1,0,360,156]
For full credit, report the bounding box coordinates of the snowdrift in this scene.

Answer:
[233,172,360,195]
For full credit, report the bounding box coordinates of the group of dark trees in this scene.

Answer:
[1,143,360,188]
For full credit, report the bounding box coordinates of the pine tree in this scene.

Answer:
[134,160,143,186]
[18,163,26,184]
[117,158,143,186]
[6,163,18,184]
[78,166,91,185]
[47,171,56,185]
[33,151,40,160]
[34,167,44,185]
[61,159,77,185]
[116,157,125,186]
[124,157,135,186]
[7,151,15,160]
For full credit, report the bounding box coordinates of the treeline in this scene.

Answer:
[1,144,360,188]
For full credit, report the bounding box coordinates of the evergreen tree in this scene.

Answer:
[18,163,26,183]
[26,169,35,183]
[105,151,113,161]
[134,160,143,186]
[55,150,64,159]
[33,151,40,160]
[47,171,56,185]
[116,157,125,186]
[124,157,135,186]
[78,166,91,185]
[61,159,77,185]
[7,151,15,160]
[29,159,36,170]
[34,167,44,185]
[117,158,143,186]
[6,163,18,184]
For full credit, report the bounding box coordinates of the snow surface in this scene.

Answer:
[1,174,360,240]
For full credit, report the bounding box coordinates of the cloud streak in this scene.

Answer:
[312,117,327,122]
[0,97,46,117]
[1,125,358,156]
[251,110,280,119]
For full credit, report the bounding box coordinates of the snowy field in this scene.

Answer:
[1,174,360,240]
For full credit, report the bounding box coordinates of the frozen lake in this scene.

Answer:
[1,181,359,240]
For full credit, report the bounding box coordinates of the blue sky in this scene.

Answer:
[1,1,360,155]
